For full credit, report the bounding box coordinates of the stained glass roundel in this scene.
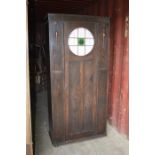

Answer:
[68,27,95,56]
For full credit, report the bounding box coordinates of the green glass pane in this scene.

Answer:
[77,38,85,46]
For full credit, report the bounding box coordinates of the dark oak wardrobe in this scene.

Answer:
[45,14,110,145]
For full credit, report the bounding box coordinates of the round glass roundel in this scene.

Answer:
[68,27,95,56]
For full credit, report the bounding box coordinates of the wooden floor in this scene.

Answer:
[35,91,129,155]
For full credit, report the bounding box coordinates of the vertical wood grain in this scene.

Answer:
[118,18,129,134]
[107,0,129,136]
[109,0,124,126]
[117,0,129,135]
[49,21,65,142]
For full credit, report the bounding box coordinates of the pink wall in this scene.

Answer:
[109,0,129,136]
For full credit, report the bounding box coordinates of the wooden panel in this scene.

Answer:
[118,0,129,134]
[67,58,97,140]
[98,71,107,106]
[96,18,109,134]
[106,0,129,136]
[48,20,65,143]
[34,0,96,21]
[109,0,125,127]
[97,70,107,133]
[118,0,129,135]
[98,0,108,16]
[68,61,81,134]
[118,18,129,134]
[98,21,109,69]
[83,61,95,131]
[51,73,64,141]
[80,0,108,16]
[49,21,63,71]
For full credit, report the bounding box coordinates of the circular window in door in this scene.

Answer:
[68,27,95,56]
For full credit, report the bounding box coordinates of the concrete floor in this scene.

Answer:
[35,91,129,155]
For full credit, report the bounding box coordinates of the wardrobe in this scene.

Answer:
[45,14,110,145]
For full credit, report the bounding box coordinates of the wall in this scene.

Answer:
[109,0,129,136]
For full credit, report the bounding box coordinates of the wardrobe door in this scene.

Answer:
[63,19,108,141]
